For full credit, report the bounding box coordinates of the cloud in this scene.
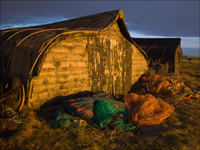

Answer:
[0,14,67,30]
[181,37,200,49]
[1,1,199,37]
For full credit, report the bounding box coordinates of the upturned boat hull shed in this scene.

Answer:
[0,10,148,108]
[132,38,182,75]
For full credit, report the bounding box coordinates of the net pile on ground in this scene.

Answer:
[53,91,137,131]
[94,100,136,131]
[62,91,126,121]
[124,93,174,126]
[133,74,199,101]
[0,104,22,134]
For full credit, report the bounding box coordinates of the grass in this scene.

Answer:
[0,56,200,150]
[179,57,200,90]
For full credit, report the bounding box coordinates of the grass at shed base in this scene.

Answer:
[0,57,200,149]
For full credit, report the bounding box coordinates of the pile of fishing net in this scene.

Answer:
[0,104,22,135]
[132,74,200,101]
[94,100,136,131]
[53,91,138,131]
[124,93,174,126]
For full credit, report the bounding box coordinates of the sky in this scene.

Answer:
[0,0,199,56]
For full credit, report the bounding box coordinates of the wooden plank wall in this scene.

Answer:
[131,46,148,82]
[28,36,89,108]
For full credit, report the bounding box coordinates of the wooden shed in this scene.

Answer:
[132,38,182,75]
[0,10,148,108]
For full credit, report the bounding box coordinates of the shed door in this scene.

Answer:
[88,38,114,94]
[175,52,181,74]
[88,37,132,96]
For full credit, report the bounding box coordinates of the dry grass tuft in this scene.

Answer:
[148,57,173,73]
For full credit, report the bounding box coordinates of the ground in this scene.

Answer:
[0,56,199,150]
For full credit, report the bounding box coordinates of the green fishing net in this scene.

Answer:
[94,100,136,131]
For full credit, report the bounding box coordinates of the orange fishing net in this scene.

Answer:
[134,74,199,101]
[124,93,174,125]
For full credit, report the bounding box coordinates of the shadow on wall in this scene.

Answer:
[40,80,143,110]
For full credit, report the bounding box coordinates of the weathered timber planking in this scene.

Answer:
[42,60,87,69]
[49,45,88,54]
[39,67,88,76]
[31,74,88,85]
[45,52,88,61]
[32,85,89,99]
[124,43,133,94]
[32,81,89,93]
[113,42,123,96]
[57,38,87,46]
[28,86,90,108]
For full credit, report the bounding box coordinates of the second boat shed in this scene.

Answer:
[132,38,182,75]
[0,10,148,108]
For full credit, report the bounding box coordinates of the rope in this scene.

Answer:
[0,29,20,37]
[18,84,25,111]
[162,42,171,59]
[146,42,157,54]
[0,28,42,52]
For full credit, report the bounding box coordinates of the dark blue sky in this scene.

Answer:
[1,1,199,56]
